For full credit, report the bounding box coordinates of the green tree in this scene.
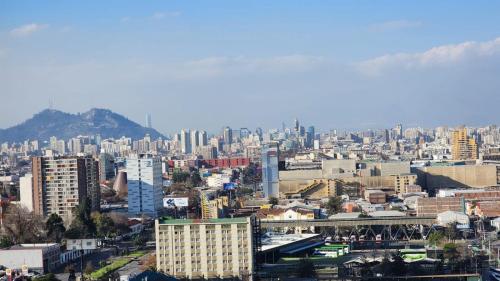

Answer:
[172,172,190,183]
[34,273,61,281]
[325,196,343,215]
[65,197,96,238]
[134,235,147,249]
[84,260,94,274]
[0,235,13,248]
[188,171,202,187]
[268,197,279,206]
[91,212,116,238]
[427,231,445,247]
[46,213,66,243]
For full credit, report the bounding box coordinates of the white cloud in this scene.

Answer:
[357,37,500,75]
[10,23,49,37]
[369,20,422,32]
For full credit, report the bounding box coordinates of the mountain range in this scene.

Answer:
[0,108,165,143]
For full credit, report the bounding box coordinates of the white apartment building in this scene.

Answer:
[126,154,163,217]
[155,217,254,279]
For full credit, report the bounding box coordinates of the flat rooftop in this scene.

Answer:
[158,217,249,225]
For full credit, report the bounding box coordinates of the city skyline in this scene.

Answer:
[1,1,500,132]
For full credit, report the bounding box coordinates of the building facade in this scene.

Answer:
[126,154,163,217]
[31,156,100,223]
[155,217,254,279]
[452,128,478,160]
[262,142,279,198]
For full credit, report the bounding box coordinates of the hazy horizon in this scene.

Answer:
[1,1,500,134]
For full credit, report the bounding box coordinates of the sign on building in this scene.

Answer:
[163,197,189,207]
[66,239,98,250]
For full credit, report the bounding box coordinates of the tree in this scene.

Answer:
[427,231,445,247]
[46,213,66,243]
[34,273,61,281]
[133,234,146,249]
[65,197,97,239]
[295,259,316,278]
[0,235,13,248]
[141,254,157,271]
[268,197,279,206]
[3,204,44,243]
[443,243,461,272]
[325,196,343,215]
[187,171,202,187]
[91,212,116,238]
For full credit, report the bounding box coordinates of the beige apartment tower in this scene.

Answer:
[155,217,254,279]
[452,128,478,160]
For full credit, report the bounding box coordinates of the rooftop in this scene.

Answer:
[158,217,249,225]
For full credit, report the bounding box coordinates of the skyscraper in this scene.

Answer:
[31,156,100,223]
[198,130,208,146]
[191,130,200,153]
[180,129,191,154]
[262,142,279,198]
[126,154,164,217]
[98,153,116,181]
[146,113,152,128]
[223,126,233,145]
[452,127,478,160]
[294,118,299,132]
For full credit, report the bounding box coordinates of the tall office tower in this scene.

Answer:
[20,173,34,212]
[155,217,255,279]
[31,156,100,223]
[452,127,478,160]
[223,126,233,145]
[126,154,163,217]
[294,118,300,133]
[261,142,279,198]
[306,126,315,148]
[198,130,208,146]
[191,130,200,154]
[146,113,152,128]
[384,129,390,143]
[98,153,115,181]
[180,129,191,154]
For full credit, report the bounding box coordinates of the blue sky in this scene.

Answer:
[1,1,500,134]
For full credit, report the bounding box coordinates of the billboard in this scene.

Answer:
[66,238,98,250]
[223,182,236,191]
[163,197,189,208]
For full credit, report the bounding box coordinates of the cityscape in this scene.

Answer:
[1,1,500,281]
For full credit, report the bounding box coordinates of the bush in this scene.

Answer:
[89,258,130,280]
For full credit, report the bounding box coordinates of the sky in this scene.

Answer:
[1,1,500,135]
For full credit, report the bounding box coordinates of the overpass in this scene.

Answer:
[261,216,438,240]
[260,216,436,228]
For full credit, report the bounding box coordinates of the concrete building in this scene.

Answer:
[126,154,163,217]
[0,243,61,273]
[452,128,478,160]
[364,189,387,204]
[155,217,254,279]
[98,153,115,181]
[394,173,418,194]
[19,173,33,212]
[415,197,464,217]
[31,156,100,223]
[415,165,498,191]
[180,129,191,154]
[256,207,315,233]
[262,143,279,198]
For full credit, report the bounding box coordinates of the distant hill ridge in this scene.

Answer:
[0,108,165,143]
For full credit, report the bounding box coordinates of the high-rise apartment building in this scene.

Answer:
[155,217,255,279]
[126,154,163,217]
[262,142,279,198]
[31,156,100,223]
[20,173,34,212]
[452,127,478,160]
